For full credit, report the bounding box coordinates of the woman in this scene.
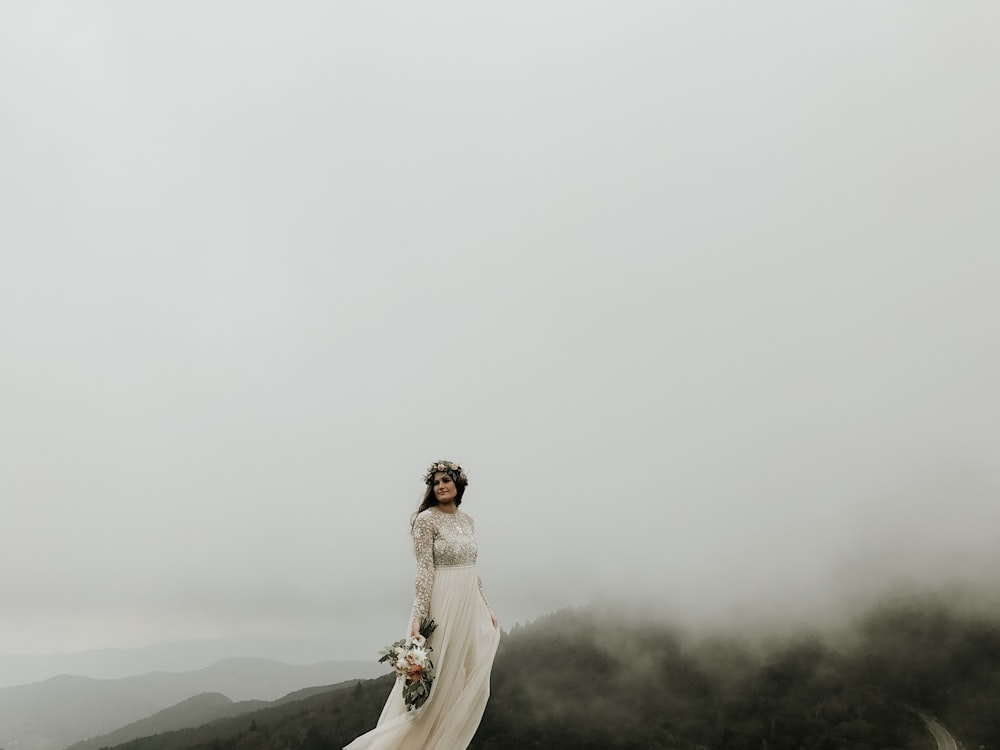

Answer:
[345,460,500,750]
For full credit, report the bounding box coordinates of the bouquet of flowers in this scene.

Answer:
[378,618,438,711]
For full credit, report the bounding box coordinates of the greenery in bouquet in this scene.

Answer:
[378,617,438,711]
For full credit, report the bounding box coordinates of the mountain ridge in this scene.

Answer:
[0,637,343,689]
[63,691,266,750]
[0,657,387,750]
[81,600,1000,750]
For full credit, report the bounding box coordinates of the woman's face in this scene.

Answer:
[432,472,458,504]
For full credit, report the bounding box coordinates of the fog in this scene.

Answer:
[1,2,998,676]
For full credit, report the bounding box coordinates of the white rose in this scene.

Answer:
[408,646,428,665]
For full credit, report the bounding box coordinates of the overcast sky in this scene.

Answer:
[2,3,998,665]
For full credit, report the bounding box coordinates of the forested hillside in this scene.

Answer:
[98,599,1000,750]
[0,658,385,750]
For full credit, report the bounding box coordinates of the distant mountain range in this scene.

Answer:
[82,601,1000,750]
[81,676,396,750]
[63,692,267,750]
[0,657,387,750]
[34,599,1000,750]
[64,681,367,750]
[3,599,996,750]
[0,637,341,688]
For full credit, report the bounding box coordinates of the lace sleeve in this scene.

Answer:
[410,512,435,620]
[477,575,493,613]
[467,514,493,614]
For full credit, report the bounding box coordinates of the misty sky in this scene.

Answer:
[2,3,998,665]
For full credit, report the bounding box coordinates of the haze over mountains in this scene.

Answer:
[5,595,992,750]
[63,683,362,750]
[63,692,262,750]
[0,637,343,689]
[0,657,386,750]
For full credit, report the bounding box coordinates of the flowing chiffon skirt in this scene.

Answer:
[345,564,500,750]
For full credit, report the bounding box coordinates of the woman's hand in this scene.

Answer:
[409,617,421,638]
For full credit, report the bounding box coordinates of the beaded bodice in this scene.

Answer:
[430,508,479,566]
[410,507,489,620]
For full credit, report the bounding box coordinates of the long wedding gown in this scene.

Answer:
[345,506,500,750]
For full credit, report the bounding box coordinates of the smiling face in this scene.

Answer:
[432,472,458,505]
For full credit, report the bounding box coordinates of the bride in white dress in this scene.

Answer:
[344,460,500,750]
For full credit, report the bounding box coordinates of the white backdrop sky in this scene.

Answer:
[2,2,998,662]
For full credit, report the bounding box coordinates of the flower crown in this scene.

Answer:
[422,460,469,486]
